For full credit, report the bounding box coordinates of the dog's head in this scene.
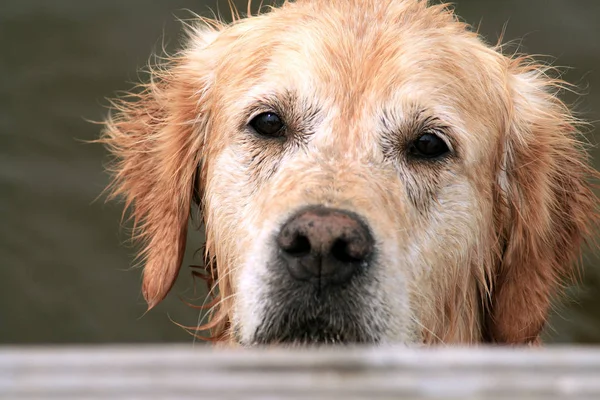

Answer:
[103,0,597,345]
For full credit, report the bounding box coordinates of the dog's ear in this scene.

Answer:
[102,27,219,309]
[487,58,598,343]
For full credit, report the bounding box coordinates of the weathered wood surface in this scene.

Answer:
[1,345,600,399]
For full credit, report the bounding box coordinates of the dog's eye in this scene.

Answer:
[249,112,285,137]
[409,133,449,159]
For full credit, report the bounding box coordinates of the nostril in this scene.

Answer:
[331,238,363,263]
[281,234,311,257]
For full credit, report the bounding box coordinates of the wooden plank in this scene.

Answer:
[1,345,600,399]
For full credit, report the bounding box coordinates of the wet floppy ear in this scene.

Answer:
[101,27,219,309]
[487,59,598,344]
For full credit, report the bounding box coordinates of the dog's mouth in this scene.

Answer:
[250,316,364,346]
[246,283,382,346]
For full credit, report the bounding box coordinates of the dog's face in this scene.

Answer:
[103,0,596,346]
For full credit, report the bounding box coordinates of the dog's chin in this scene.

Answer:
[251,320,360,346]
[246,308,380,346]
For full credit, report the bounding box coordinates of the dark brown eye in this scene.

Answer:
[410,133,449,159]
[249,112,284,137]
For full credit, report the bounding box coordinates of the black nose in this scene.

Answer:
[277,207,374,287]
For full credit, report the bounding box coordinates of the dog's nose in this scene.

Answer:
[277,207,374,286]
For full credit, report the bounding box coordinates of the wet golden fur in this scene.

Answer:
[102,0,598,345]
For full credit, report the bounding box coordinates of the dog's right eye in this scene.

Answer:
[249,112,285,137]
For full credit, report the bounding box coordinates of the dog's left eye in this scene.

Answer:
[249,112,285,137]
[409,133,449,159]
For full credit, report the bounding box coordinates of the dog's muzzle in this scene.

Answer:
[249,206,380,345]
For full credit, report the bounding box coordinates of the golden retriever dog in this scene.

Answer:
[102,0,598,346]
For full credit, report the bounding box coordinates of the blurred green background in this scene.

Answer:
[1,0,599,344]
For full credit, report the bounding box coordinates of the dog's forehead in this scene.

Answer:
[207,0,507,160]
[215,2,505,117]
